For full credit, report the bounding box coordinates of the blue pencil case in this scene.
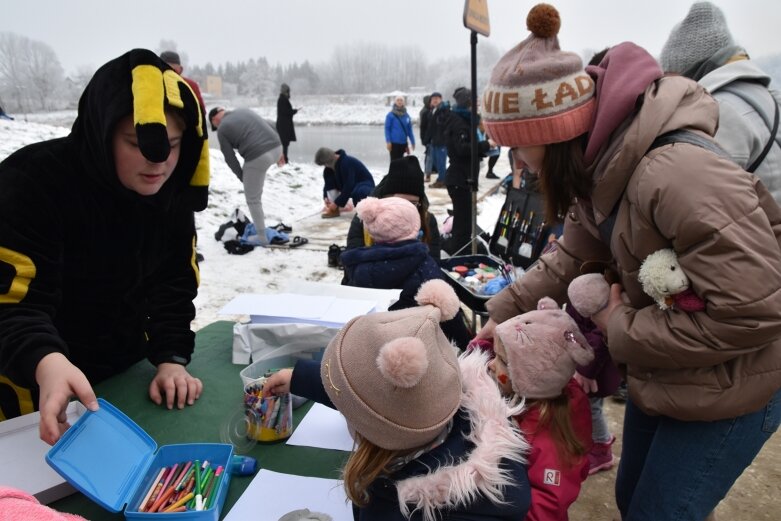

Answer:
[46,399,233,520]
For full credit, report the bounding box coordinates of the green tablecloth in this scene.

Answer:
[50,321,349,520]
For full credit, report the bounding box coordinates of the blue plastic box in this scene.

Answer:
[46,399,233,520]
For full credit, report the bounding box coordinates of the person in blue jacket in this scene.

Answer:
[264,280,531,521]
[385,95,416,162]
[315,147,375,219]
[0,49,209,444]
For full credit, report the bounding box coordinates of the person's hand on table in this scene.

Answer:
[263,368,293,395]
[36,352,98,445]
[149,363,203,410]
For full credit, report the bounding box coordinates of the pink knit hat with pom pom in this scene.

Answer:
[320,279,462,450]
[482,3,595,147]
[356,196,421,243]
[494,296,594,399]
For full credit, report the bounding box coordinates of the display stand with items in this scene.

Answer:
[489,169,559,270]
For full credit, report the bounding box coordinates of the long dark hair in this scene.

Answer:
[538,136,591,223]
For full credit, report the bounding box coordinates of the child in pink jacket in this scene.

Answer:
[488,297,593,521]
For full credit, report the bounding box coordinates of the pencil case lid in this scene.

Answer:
[46,398,156,512]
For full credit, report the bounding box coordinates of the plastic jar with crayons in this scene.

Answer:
[243,377,293,442]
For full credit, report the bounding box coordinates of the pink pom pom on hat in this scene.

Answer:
[481,3,595,147]
[320,280,462,451]
[356,196,420,243]
[567,273,610,317]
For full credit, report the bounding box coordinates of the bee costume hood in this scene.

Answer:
[71,48,210,211]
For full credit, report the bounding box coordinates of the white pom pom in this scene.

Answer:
[355,197,381,224]
[415,279,460,320]
[376,338,428,388]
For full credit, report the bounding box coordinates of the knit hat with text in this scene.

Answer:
[482,3,595,147]
[659,2,734,75]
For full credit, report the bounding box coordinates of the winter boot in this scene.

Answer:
[328,244,341,267]
[588,435,616,475]
[321,207,340,219]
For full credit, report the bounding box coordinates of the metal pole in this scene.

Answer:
[469,30,479,255]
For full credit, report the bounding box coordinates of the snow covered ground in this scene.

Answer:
[0,107,506,331]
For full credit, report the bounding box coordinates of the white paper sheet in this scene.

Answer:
[220,293,377,328]
[283,280,401,312]
[0,401,85,503]
[287,403,354,452]
[220,293,335,319]
[223,469,352,521]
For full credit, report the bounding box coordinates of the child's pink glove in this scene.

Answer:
[467,337,494,356]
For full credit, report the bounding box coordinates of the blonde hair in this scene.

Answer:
[342,433,403,507]
[531,394,588,467]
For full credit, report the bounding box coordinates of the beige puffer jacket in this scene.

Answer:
[486,76,781,421]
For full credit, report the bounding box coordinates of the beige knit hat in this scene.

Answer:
[320,279,462,451]
[482,3,595,147]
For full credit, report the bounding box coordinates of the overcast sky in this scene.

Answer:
[3,0,780,75]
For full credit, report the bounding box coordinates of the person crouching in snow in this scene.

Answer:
[341,196,472,348]
[264,280,531,521]
[489,297,594,521]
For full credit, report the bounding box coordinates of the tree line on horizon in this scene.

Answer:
[2,31,781,114]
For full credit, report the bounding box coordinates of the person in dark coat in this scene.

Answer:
[0,49,209,444]
[419,95,432,181]
[341,197,471,348]
[346,155,441,259]
[315,147,375,218]
[263,281,531,521]
[442,87,490,255]
[275,83,298,163]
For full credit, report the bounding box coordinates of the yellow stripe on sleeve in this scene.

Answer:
[0,247,36,304]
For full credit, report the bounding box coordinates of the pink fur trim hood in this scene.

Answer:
[395,349,529,520]
[0,487,87,520]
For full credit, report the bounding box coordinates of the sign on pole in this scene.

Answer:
[463,0,490,36]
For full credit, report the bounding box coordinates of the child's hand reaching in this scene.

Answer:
[573,372,598,394]
[264,368,293,395]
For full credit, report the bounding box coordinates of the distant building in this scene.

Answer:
[205,75,223,97]
[384,90,407,107]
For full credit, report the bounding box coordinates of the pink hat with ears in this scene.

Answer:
[320,279,462,450]
[494,297,594,399]
[356,196,420,243]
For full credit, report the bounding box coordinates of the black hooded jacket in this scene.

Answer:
[0,49,209,413]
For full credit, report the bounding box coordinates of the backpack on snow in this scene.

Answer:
[215,208,255,255]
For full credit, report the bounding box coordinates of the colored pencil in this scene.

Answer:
[138,467,166,512]
[162,492,194,513]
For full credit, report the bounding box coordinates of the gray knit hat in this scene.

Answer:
[320,280,462,451]
[159,51,181,65]
[660,2,734,74]
[314,147,335,166]
[453,87,472,108]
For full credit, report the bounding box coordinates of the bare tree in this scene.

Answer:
[25,39,65,110]
[0,32,65,112]
[0,32,32,113]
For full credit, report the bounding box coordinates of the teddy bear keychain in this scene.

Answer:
[568,248,705,318]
